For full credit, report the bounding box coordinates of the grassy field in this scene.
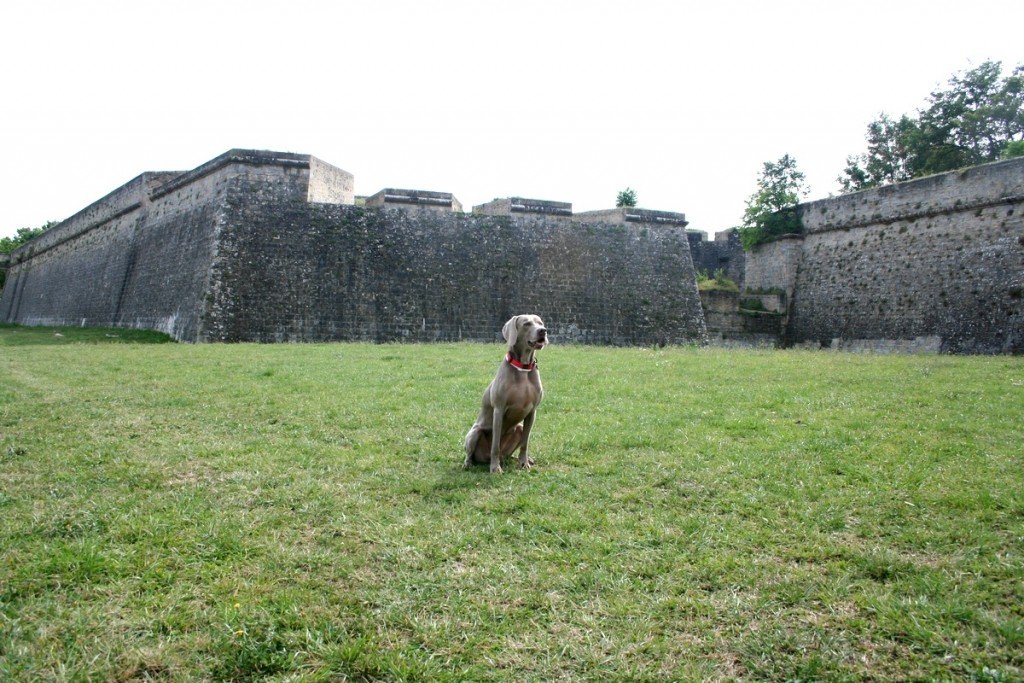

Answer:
[0,325,1022,682]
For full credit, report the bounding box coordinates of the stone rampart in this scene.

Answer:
[742,234,802,299]
[745,156,1024,353]
[205,201,704,344]
[0,150,353,340]
[0,149,706,346]
[9,147,1018,352]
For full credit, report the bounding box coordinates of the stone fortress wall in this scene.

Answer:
[669,157,1023,353]
[2,150,1021,352]
[0,149,706,346]
[746,157,1023,354]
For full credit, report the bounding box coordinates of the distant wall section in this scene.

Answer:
[744,158,1024,353]
[205,195,706,344]
[688,229,745,288]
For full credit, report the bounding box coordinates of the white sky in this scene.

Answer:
[2,0,1022,239]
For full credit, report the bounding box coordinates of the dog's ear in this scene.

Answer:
[502,316,520,347]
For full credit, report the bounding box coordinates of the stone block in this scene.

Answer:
[365,188,462,213]
[574,207,688,227]
[473,197,572,218]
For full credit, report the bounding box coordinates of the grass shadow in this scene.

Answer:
[0,323,174,346]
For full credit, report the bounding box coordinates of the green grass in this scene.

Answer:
[0,323,173,346]
[1,326,1022,681]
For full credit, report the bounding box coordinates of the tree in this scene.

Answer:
[740,154,807,250]
[1,222,55,290]
[839,114,920,192]
[840,61,1024,193]
[615,187,638,208]
[923,61,1024,167]
[1002,139,1024,159]
[0,223,55,254]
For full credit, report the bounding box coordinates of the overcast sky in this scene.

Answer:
[2,1,1022,240]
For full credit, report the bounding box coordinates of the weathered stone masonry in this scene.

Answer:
[745,157,1024,353]
[5,149,1021,353]
[0,149,707,345]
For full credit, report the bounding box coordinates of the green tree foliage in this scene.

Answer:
[0,223,55,254]
[840,60,1024,192]
[839,114,919,189]
[740,154,807,250]
[615,187,638,208]
[1002,139,1024,159]
[1,222,55,290]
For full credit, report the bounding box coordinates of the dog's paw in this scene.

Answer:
[490,463,504,474]
[518,456,535,470]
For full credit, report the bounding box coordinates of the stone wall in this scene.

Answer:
[204,193,706,344]
[1,149,707,346]
[308,156,355,204]
[688,229,745,288]
[745,157,1024,353]
[9,147,1017,353]
[743,234,802,301]
[0,150,350,340]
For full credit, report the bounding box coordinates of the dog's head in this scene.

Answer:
[502,314,547,352]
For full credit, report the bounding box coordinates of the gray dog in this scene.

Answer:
[464,314,547,473]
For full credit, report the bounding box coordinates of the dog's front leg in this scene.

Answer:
[489,407,505,474]
[518,410,536,469]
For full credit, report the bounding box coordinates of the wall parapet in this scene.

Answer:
[473,197,573,218]
[801,192,1024,233]
[150,149,313,201]
[799,156,1024,234]
[574,207,688,227]
[364,188,463,212]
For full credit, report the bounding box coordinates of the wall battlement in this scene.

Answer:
[473,197,573,219]
[365,188,462,213]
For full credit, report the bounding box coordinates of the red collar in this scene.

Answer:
[506,352,537,372]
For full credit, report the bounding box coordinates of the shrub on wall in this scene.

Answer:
[1002,139,1024,160]
[739,207,803,250]
[697,268,739,292]
[616,187,638,208]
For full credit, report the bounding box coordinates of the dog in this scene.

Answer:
[464,314,547,473]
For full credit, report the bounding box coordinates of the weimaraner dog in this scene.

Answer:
[464,314,548,473]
